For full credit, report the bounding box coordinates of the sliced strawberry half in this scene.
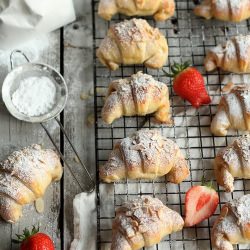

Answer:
[184,183,219,227]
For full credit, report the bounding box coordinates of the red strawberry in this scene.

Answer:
[164,62,211,108]
[184,180,219,227]
[14,226,54,250]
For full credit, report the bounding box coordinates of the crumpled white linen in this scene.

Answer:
[0,0,75,49]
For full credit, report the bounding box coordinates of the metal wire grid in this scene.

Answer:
[92,0,250,249]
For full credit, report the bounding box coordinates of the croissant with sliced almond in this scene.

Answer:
[214,135,250,192]
[212,194,250,250]
[0,144,62,223]
[100,129,190,183]
[102,72,171,124]
[194,0,250,22]
[98,0,175,21]
[96,18,168,70]
[211,85,250,136]
[204,35,250,73]
[111,196,184,250]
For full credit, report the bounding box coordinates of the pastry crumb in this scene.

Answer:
[80,92,90,100]
[73,156,80,163]
[87,113,95,126]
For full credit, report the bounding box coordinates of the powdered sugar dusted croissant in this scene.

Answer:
[111,196,184,250]
[214,135,250,192]
[212,194,250,250]
[98,0,175,21]
[96,19,168,70]
[0,144,63,223]
[204,35,250,73]
[211,85,250,136]
[102,72,171,124]
[100,129,190,183]
[194,0,250,22]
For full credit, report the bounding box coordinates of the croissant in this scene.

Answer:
[98,0,175,21]
[99,129,190,183]
[204,35,250,73]
[212,194,250,250]
[211,85,250,136]
[102,72,171,124]
[0,144,63,223]
[194,0,250,22]
[111,196,184,250]
[214,135,250,192]
[96,19,168,70]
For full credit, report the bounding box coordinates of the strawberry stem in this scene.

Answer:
[13,225,39,243]
[201,176,215,190]
[163,61,191,78]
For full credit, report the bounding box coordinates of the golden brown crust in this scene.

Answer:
[98,0,175,21]
[0,144,63,223]
[194,0,250,22]
[101,72,171,124]
[211,85,250,136]
[204,35,250,73]
[99,129,189,183]
[111,196,184,250]
[212,194,250,250]
[214,135,250,192]
[96,19,168,70]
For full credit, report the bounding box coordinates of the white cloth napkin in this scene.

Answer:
[0,0,76,50]
[70,192,97,250]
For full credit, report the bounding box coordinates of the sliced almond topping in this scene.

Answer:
[222,82,234,93]
[35,198,44,214]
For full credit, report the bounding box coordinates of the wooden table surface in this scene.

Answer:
[0,0,95,249]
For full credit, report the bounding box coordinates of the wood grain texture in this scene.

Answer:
[63,0,95,247]
[0,31,61,249]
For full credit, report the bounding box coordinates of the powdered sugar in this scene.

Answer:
[0,144,62,222]
[220,135,250,168]
[216,0,242,12]
[113,19,144,43]
[102,71,167,118]
[12,76,56,117]
[213,85,250,137]
[236,35,250,60]
[230,194,250,224]
[112,196,184,248]
[100,129,188,182]
[214,195,250,242]
[210,35,250,63]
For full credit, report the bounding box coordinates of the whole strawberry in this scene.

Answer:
[14,226,55,250]
[164,62,211,108]
[184,178,219,227]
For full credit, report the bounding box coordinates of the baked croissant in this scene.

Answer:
[98,0,175,21]
[102,72,171,124]
[211,85,250,136]
[212,194,250,250]
[99,129,190,183]
[204,35,250,73]
[0,144,63,223]
[111,196,184,250]
[96,19,168,70]
[194,0,250,22]
[214,135,250,192]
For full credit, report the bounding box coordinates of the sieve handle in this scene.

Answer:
[41,121,95,193]
[10,50,30,70]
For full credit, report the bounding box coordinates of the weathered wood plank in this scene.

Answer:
[63,0,95,248]
[0,31,61,249]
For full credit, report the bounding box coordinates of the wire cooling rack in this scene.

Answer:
[92,0,250,249]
